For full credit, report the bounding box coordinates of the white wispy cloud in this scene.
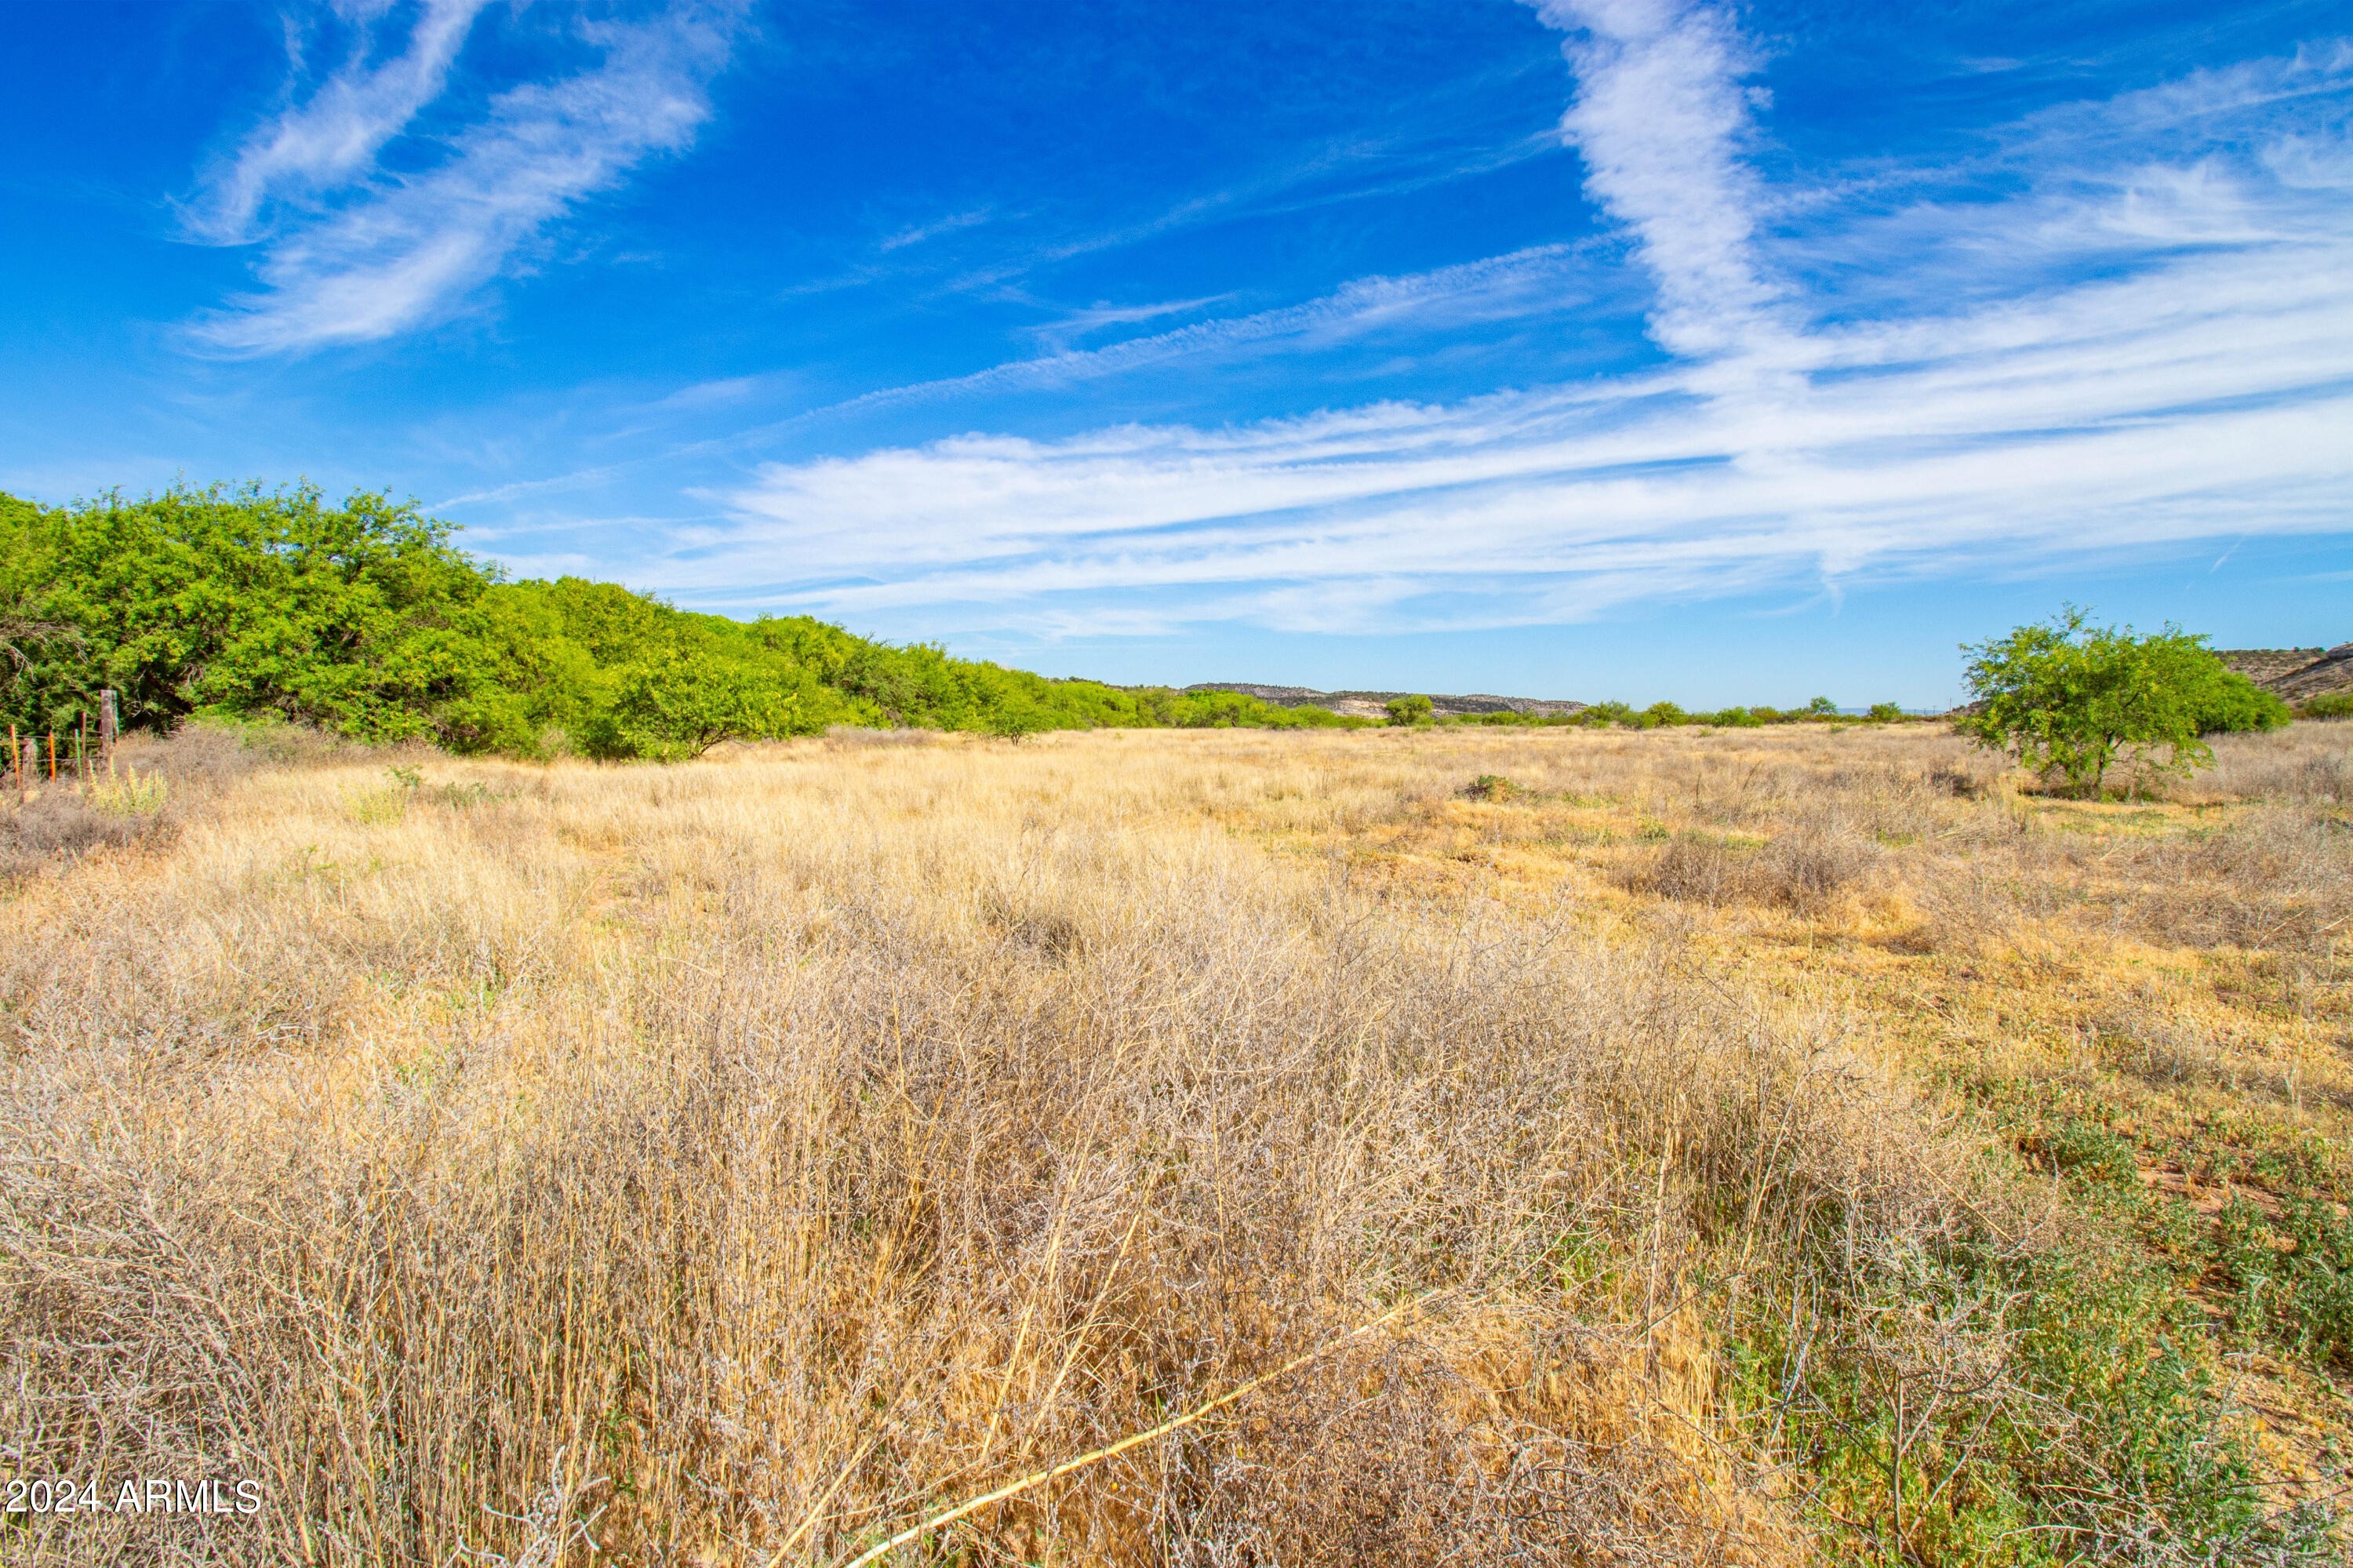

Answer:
[1533,0,1794,362]
[424,243,1618,520]
[183,0,493,244]
[780,243,1609,420]
[663,9,2352,634]
[696,256,2351,628]
[1022,294,1235,353]
[879,207,997,251]
[185,0,744,355]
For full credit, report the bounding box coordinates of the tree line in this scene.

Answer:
[0,485,2305,770]
[0,484,1369,757]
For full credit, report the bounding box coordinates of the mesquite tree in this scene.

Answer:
[1958,608,2286,797]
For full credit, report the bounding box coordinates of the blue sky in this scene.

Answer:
[2,0,2348,707]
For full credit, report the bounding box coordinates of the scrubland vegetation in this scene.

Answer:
[0,482,2065,755]
[4,715,2348,1565]
[0,485,1366,753]
[1,482,1926,754]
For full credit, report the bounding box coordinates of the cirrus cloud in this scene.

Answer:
[666,9,2352,635]
[184,0,747,355]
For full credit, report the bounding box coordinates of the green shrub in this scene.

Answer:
[2299,693,2353,720]
[1,482,497,741]
[1384,693,1434,726]
[599,646,816,759]
[2195,671,2293,734]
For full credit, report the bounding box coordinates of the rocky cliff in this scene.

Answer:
[2217,644,2353,704]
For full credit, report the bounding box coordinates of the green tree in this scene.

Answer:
[1958,609,2286,798]
[1867,702,1904,724]
[598,647,806,759]
[1385,693,1435,726]
[978,687,1054,739]
[1,483,498,740]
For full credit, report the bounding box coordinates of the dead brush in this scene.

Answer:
[0,785,151,878]
[1894,860,2019,956]
[2192,726,2353,806]
[0,722,357,882]
[1628,822,1879,914]
[9,723,2345,1566]
[1754,822,1882,913]
[1924,753,2003,800]
[2086,976,2353,1117]
[1630,833,1753,905]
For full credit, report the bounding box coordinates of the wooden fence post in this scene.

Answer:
[48,731,56,781]
[100,689,118,777]
[9,722,20,804]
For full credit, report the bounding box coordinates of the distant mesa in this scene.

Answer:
[2217,645,2353,704]
[1184,683,1586,721]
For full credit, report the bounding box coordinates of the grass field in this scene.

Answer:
[3,720,2348,1565]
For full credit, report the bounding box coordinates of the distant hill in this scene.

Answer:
[2217,644,2353,704]
[1184,683,1587,721]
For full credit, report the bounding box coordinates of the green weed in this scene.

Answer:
[85,767,165,817]
[2213,1195,2353,1370]
[1731,1222,2337,1564]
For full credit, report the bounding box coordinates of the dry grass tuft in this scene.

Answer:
[1631,833,1752,905]
[0,784,153,874]
[1629,820,1878,914]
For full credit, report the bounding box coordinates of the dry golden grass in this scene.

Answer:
[1207,722,2353,1156]
[1184,720,2353,1503]
[2,719,2346,1564]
